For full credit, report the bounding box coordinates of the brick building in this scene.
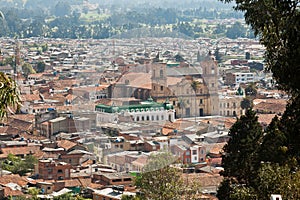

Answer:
[37,159,72,180]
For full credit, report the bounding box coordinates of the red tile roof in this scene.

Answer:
[57,140,77,151]
[0,174,28,187]
[0,146,42,159]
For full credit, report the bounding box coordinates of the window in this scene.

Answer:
[186,151,190,155]
[153,86,156,90]
[200,99,203,104]
[161,115,164,120]
[57,169,63,173]
[211,83,215,87]
[160,86,163,91]
[192,150,197,155]
[160,69,163,77]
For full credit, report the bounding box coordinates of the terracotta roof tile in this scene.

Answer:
[0,146,42,158]
[20,94,41,102]
[3,186,24,197]
[0,174,28,187]
[57,140,77,151]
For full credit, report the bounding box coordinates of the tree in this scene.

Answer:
[226,21,246,39]
[245,83,257,96]
[36,61,46,73]
[221,109,263,184]
[22,63,36,78]
[1,154,38,176]
[258,116,287,164]
[280,95,300,161]
[136,151,201,200]
[54,1,71,17]
[254,163,300,199]
[213,24,226,34]
[240,97,252,110]
[245,52,251,60]
[137,151,182,200]
[28,187,41,200]
[214,47,222,63]
[0,72,21,119]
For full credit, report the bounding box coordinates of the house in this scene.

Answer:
[93,187,136,200]
[219,88,245,117]
[37,159,72,180]
[92,173,133,186]
[225,72,255,85]
[171,144,206,164]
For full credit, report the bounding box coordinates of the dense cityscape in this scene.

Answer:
[0,0,299,200]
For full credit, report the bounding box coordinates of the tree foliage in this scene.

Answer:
[0,72,21,119]
[258,116,287,164]
[22,63,36,78]
[1,154,38,176]
[36,61,46,73]
[136,151,201,200]
[225,21,246,39]
[137,152,183,200]
[221,109,263,184]
[218,0,300,198]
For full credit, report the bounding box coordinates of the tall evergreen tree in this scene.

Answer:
[221,109,263,184]
[258,116,287,164]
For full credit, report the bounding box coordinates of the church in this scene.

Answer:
[105,52,219,118]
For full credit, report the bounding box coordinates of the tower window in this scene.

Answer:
[160,69,163,77]
[160,86,163,91]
